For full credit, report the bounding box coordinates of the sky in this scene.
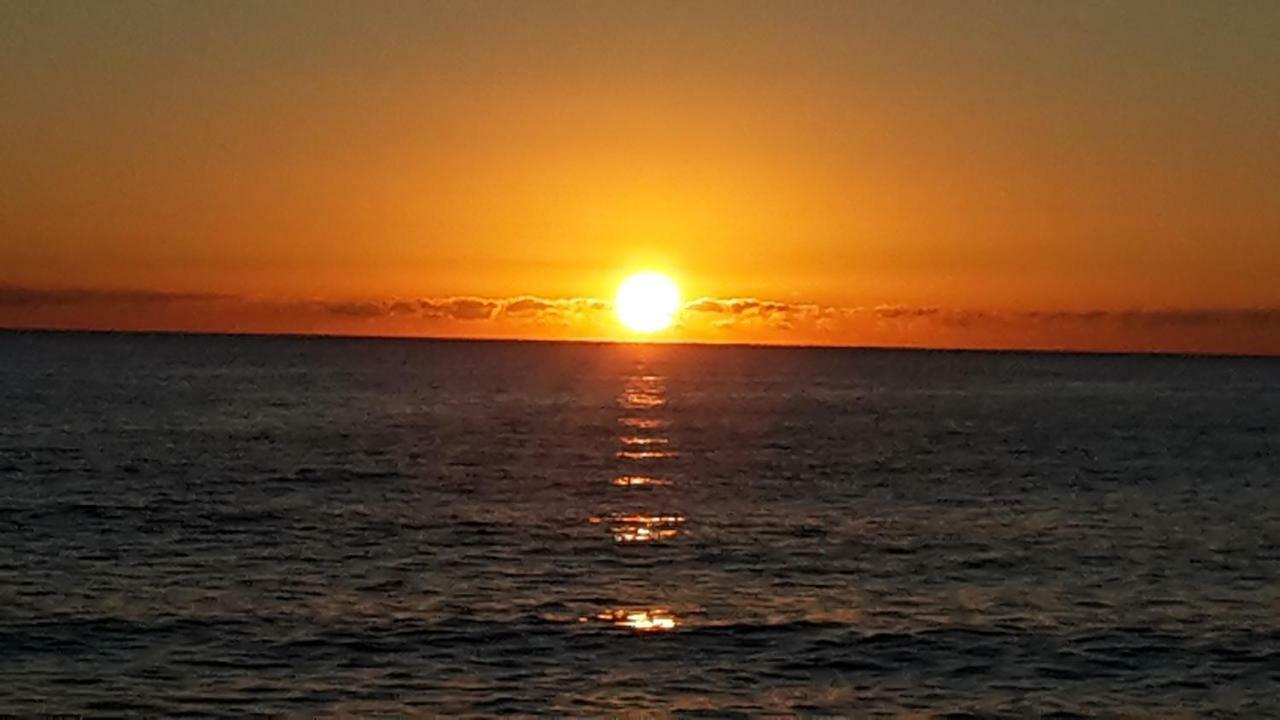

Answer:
[2,0,1278,354]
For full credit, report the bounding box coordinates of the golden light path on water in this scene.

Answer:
[619,436,669,446]
[583,368,684,631]
[589,513,687,544]
[618,417,667,430]
[615,450,676,460]
[611,475,671,487]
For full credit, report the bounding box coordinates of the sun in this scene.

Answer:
[615,271,680,333]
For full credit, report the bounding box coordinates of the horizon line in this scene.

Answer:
[3,325,1277,361]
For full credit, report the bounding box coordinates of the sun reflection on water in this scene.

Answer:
[620,394,665,410]
[616,449,676,460]
[619,375,667,411]
[619,417,668,430]
[611,525,679,543]
[588,368,687,627]
[611,475,671,487]
[588,608,679,632]
[605,513,684,524]
[589,513,686,543]
[619,436,669,446]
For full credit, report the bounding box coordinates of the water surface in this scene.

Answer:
[1,332,1277,716]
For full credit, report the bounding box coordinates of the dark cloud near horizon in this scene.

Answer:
[873,305,943,320]
[684,297,1280,332]
[683,297,822,331]
[424,298,498,321]
[503,297,555,315]
[318,295,608,324]
[3,285,1279,337]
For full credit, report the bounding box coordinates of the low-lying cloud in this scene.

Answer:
[2,284,1277,353]
[683,298,1280,333]
[317,295,609,324]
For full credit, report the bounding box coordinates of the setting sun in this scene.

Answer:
[615,272,680,333]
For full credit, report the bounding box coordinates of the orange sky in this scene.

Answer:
[2,1,1278,354]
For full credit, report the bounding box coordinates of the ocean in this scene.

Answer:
[1,331,1277,717]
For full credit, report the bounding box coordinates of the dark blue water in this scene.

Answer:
[1,331,1278,717]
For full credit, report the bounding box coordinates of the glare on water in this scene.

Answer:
[588,608,679,632]
[611,475,672,487]
[591,366,689,613]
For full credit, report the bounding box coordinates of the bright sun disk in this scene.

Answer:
[615,271,680,333]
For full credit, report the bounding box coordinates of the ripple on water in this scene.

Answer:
[611,475,672,487]
[590,512,687,544]
[585,608,680,632]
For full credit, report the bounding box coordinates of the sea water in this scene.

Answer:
[1,331,1277,716]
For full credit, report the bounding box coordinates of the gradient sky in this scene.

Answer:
[3,0,1278,353]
